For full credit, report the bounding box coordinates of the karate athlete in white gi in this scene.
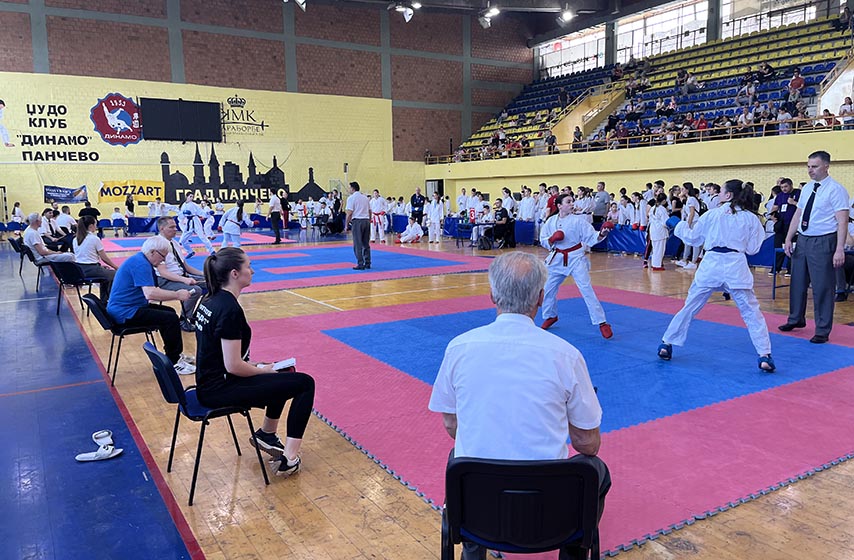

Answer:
[539,193,613,339]
[397,216,423,243]
[369,190,388,243]
[657,179,775,372]
[178,192,215,258]
[425,192,445,243]
[220,202,255,248]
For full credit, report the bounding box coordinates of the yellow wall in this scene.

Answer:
[428,132,854,204]
[0,71,423,217]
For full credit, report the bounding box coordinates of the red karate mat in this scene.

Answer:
[247,286,854,557]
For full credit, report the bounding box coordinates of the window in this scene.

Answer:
[539,26,606,78]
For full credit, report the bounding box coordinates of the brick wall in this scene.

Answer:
[472,111,494,135]
[183,31,286,91]
[181,0,283,33]
[471,63,532,85]
[45,0,166,18]
[47,17,171,82]
[0,13,34,73]
[391,55,463,104]
[294,4,380,46]
[471,88,516,109]
[393,107,461,161]
[389,12,463,55]
[471,15,533,64]
[296,45,382,98]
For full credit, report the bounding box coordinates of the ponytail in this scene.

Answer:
[236,200,244,222]
[203,247,246,298]
[723,179,757,213]
[76,216,95,246]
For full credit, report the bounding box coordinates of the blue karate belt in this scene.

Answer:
[710,247,738,253]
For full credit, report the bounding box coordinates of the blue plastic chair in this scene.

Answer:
[142,342,270,506]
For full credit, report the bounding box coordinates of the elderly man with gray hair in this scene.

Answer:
[22,212,75,264]
[107,235,195,374]
[429,252,611,560]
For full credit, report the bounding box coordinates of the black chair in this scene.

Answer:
[82,293,159,386]
[142,342,270,506]
[455,221,474,248]
[8,237,25,275]
[19,242,50,291]
[48,261,106,316]
[442,456,601,560]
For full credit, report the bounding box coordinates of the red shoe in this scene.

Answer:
[643,261,649,269]
[651,266,665,271]
[599,322,613,339]
[541,317,558,330]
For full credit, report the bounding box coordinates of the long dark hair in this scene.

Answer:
[723,179,757,213]
[236,200,244,222]
[76,216,95,246]
[548,193,572,219]
[203,247,246,298]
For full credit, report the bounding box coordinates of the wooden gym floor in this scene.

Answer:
[33,235,854,559]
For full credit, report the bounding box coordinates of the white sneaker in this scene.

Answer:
[683,262,697,270]
[180,353,196,365]
[174,358,196,376]
[675,260,687,267]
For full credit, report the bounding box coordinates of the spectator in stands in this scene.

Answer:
[819,109,841,130]
[741,65,758,86]
[611,62,624,81]
[625,100,642,122]
[559,87,569,109]
[795,106,813,132]
[835,6,850,33]
[637,58,652,76]
[625,76,639,98]
[545,129,558,155]
[675,68,688,91]
[840,97,854,130]
[757,109,776,136]
[683,72,702,96]
[787,69,805,103]
[572,126,584,151]
[589,130,606,150]
[735,81,757,107]
[695,113,709,139]
[604,112,619,134]
[736,107,754,137]
[777,105,794,135]
[758,62,776,83]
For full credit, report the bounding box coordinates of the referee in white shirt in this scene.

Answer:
[345,181,371,270]
[781,151,851,343]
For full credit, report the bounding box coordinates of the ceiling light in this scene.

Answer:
[484,6,500,17]
[478,15,491,28]
[560,8,573,21]
[294,0,306,11]
[402,7,414,21]
[411,1,421,8]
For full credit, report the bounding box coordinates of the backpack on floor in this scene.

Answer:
[478,236,493,250]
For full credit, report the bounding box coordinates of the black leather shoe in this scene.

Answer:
[835,293,848,302]
[810,334,829,344]
[778,322,806,332]
[352,265,365,270]
[365,265,371,269]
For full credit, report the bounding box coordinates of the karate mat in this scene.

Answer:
[100,232,291,252]
[248,285,854,557]
[199,244,492,291]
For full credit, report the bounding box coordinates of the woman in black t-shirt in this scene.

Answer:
[195,248,315,477]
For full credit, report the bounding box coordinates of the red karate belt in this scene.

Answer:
[371,212,386,225]
[549,242,583,266]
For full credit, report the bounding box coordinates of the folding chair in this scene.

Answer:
[82,294,159,386]
[49,261,106,316]
[8,237,25,275]
[442,456,601,560]
[142,342,270,506]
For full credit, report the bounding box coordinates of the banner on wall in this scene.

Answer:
[44,184,88,203]
[98,180,164,203]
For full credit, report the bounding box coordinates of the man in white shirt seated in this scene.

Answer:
[429,252,611,560]
[23,212,75,264]
[55,205,78,235]
[154,216,207,332]
[396,216,423,243]
[39,209,72,252]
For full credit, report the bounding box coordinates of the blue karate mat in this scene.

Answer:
[323,298,854,433]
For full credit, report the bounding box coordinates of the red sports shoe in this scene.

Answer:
[651,266,665,271]
[599,322,613,339]
[541,317,558,330]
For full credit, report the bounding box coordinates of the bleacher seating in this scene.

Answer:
[449,13,850,160]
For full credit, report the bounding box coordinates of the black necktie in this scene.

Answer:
[801,182,820,232]
[170,242,187,274]
[48,220,56,235]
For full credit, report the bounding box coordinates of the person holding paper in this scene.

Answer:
[194,247,315,478]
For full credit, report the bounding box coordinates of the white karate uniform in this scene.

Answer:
[661,202,771,356]
[456,194,467,214]
[636,199,649,228]
[178,200,214,254]
[220,206,253,248]
[202,208,215,238]
[539,213,607,326]
[425,199,444,243]
[147,202,165,217]
[399,222,423,243]
[517,196,535,221]
[0,106,10,145]
[370,196,389,242]
[294,203,309,229]
[502,196,517,216]
[648,205,669,268]
[618,203,634,226]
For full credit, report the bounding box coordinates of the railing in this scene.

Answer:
[820,45,854,94]
[425,116,851,164]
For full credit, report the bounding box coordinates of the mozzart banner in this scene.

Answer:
[0,72,400,209]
